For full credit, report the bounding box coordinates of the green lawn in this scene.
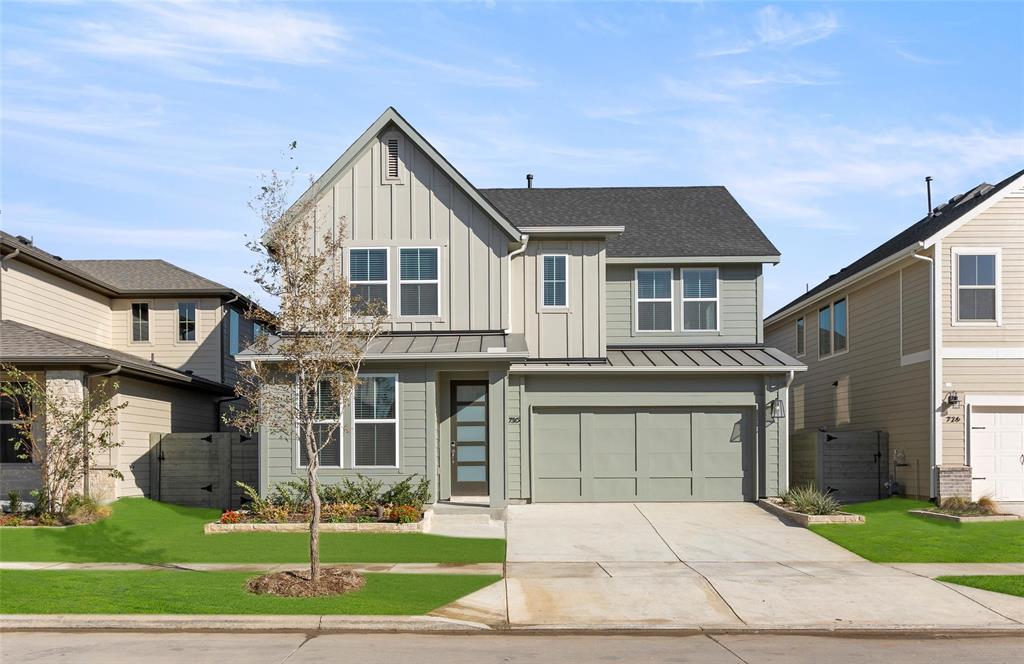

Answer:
[0,570,501,614]
[809,498,1024,563]
[0,498,505,564]
[938,575,1024,598]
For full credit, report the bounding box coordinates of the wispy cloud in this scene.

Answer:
[894,47,952,66]
[701,5,839,58]
[660,76,736,103]
[378,49,535,89]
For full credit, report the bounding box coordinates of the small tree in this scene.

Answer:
[0,366,126,515]
[226,163,386,585]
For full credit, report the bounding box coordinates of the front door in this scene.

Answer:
[451,381,489,496]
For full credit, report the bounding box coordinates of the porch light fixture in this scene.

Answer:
[946,391,960,407]
[770,398,786,419]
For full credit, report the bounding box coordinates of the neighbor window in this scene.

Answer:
[818,297,848,358]
[636,268,673,331]
[956,251,999,322]
[353,375,398,468]
[1,389,31,464]
[131,303,149,342]
[349,248,389,315]
[297,379,342,468]
[795,317,805,356]
[542,255,568,307]
[682,268,718,331]
[229,309,240,355]
[177,303,196,342]
[399,248,439,316]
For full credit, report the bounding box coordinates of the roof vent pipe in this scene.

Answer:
[925,176,933,216]
[526,173,534,189]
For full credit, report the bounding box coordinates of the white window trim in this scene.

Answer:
[347,247,391,316]
[398,246,442,319]
[817,296,850,361]
[681,267,720,332]
[380,132,405,185]
[352,373,400,470]
[129,301,152,345]
[634,268,674,333]
[951,246,1001,327]
[294,377,344,470]
[540,254,570,310]
[795,316,806,357]
[175,301,199,345]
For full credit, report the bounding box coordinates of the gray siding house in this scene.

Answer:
[245,108,804,507]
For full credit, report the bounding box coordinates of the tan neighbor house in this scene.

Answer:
[765,169,1024,502]
[0,231,258,501]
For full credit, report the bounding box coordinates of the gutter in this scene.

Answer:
[504,234,529,334]
[911,248,938,498]
[0,247,20,268]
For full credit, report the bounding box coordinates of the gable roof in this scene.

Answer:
[282,107,522,243]
[766,168,1024,324]
[480,186,779,259]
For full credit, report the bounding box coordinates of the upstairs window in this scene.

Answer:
[818,306,831,356]
[297,379,342,468]
[795,317,805,356]
[399,248,439,316]
[818,297,848,358]
[956,250,999,323]
[636,269,673,331]
[354,375,398,468]
[1,389,31,464]
[682,268,718,331]
[131,303,149,342]
[177,303,196,342]
[542,255,568,308]
[349,248,389,315]
[229,309,240,355]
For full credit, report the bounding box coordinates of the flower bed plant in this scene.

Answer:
[932,496,999,517]
[0,492,109,527]
[779,485,843,515]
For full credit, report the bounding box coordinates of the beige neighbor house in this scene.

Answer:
[0,231,259,501]
[765,169,1024,503]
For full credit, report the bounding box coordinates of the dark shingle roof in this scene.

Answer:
[767,168,1024,320]
[64,259,227,292]
[480,186,779,258]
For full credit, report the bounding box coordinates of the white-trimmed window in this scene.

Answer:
[131,303,150,343]
[353,374,399,468]
[297,379,342,468]
[541,255,568,308]
[682,268,718,331]
[818,297,848,358]
[177,302,197,342]
[349,248,389,315]
[954,249,1000,324]
[399,248,439,316]
[381,133,404,184]
[795,317,805,357]
[1,388,31,464]
[635,268,673,331]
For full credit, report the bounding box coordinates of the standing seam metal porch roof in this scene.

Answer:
[236,333,529,361]
[512,346,804,371]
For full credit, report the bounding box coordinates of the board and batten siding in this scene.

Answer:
[765,260,932,497]
[111,298,224,383]
[0,261,112,346]
[305,130,510,333]
[511,239,606,359]
[506,374,525,499]
[606,264,762,346]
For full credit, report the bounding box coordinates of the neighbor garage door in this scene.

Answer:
[532,407,753,502]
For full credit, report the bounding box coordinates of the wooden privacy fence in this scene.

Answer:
[790,430,889,503]
[148,432,257,509]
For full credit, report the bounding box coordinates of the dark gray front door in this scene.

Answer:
[451,381,488,496]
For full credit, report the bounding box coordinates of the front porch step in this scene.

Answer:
[432,502,506,521]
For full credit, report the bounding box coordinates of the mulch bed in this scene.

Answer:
[245,567,367,597]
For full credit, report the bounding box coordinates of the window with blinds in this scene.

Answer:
[297,379,342,468]
[349,248,389,315]
[399,248,439,316]
[353,375,398,468]
[542,255,568,307]
[636,269,673,331]
[682,268,718,331]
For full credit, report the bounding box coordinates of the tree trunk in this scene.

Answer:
[307,447,321,585]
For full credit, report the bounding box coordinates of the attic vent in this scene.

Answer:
[385,138,399,178]
[381,133,403,184]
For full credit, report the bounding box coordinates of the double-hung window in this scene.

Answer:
[350,248,389,315]
[297,379,342,468]
[1,388,31,464]
[177,302,196,342]
[682,268,718,331]
[229,309,240,355]
[399,248,439,316]
[795,317,805,356]
[955,250,999,323]
[636,269,673,331]
[353,375,398,468]
[541,255,568,308]
[131,303,149,342]
[818,297,848,358]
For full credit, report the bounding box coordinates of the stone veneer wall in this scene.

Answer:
[936,465,972,502]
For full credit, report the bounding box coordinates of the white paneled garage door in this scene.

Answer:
[971,407,1024,501]
[532,407,753,502]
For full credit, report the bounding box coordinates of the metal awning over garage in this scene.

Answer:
[512,346,804,373]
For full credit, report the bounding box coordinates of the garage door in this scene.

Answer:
[971,407,1024,501]
[532,407,753,502]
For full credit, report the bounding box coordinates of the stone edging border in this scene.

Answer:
[757,499,864,527]
[204,508,433,534]
[908,509,1022,523]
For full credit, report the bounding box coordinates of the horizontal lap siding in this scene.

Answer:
[942,359,1024,465]
[901,261,931,355]
[1,262,111,346]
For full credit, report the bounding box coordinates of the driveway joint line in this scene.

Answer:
[278,632,317,664]
[595,562,613,578]
[776,561,814,577]
[706,633,751,664]
[683,562,746,626]
[632,503,682,562]
[936,581,1024,626]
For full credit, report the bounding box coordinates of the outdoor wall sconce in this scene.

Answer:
[770,398,786,419]
[946,391,960,407]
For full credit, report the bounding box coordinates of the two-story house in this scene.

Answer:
[0,231,258,500]
[242,108,805,508]
[765,169,1024,503]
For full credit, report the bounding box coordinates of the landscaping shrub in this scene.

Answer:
[321,503,361,523]
[380,476,431,510]
[6,491,22,514]
[336,475,385,508]
[219,510,243,524]
[781,485,843,515]
[270,480,313,511]
[936,496,998,516]
[387,505,421,524]
[61,494,110,525]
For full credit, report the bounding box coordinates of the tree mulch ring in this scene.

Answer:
[246,567,366,597]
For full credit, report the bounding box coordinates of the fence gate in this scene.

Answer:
[148,432,257,509]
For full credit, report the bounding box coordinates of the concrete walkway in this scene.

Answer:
[0,562,504,575]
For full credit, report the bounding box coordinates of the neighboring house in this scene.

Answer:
[765,170,1024,502]
[0,231,259,500]
[241,107,805,507]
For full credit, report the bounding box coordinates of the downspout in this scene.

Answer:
[781,370,795,493]
[0,248,21,268]
[504,235,529,335]
[83,365,123,499]
[911,243,937,498]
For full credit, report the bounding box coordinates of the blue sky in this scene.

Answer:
[3,1,1022,313]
